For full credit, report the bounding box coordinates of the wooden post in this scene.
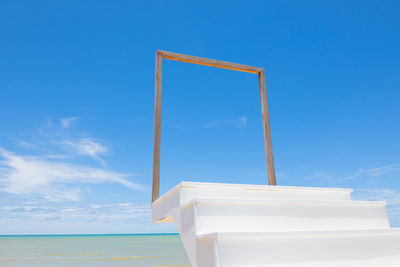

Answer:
[259,70,276,185]
[152,52,162,203]
[152,50,277,203]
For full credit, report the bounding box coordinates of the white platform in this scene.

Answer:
[152,182,400,266]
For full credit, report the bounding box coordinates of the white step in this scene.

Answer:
[180,198,389,234]
[151,182,400,266]
[152,182,353,223]
[196,229,400,267]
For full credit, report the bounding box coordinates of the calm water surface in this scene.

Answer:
[0,234,190,266]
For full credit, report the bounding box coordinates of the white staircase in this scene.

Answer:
[152,182,400,266]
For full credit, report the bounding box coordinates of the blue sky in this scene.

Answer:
[0,0,399,234]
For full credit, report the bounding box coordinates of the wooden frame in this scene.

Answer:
[152,50,276,202]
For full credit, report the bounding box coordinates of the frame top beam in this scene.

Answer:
[158,50,264,74]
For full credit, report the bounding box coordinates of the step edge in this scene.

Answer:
[181,198,386,210]
[196,228,400,240]
[152,182,354,207]
[179,181,354,192]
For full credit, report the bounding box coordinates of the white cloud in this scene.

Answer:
[12,139,39,150]
[207,116,248,129]
[0,117,157,234]
[60,117,79,128]
[349,164,400,178]
[226,116,248,128]
[0,201,155,234]
[0,148,141,201]
[62,138,108,158]
[307,163,400,182]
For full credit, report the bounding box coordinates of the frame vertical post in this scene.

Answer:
[259,70,276,185]
[152,52,162,202]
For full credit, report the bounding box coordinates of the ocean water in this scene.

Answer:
[0,234,190,266]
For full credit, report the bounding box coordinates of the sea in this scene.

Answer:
[0,234,190,266]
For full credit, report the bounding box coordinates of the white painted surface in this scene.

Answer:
[198,230,400,267]
[151,182,400,266]
[185,198,389,234]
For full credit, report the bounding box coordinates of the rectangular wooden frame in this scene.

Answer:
[152,50,276,203]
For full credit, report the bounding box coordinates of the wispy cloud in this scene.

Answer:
[350,164,400,178]
[12,139,39,150]
[0,148,141,201]
[0,201,153,234]
[0,202,150,222]
[0,117,156,233]
[60,117,79,128]
[0,117,142,202]
[307,163,400,182]
[207,116,248,129]
[61,138,108,158]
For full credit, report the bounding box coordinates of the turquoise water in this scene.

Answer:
[0,234,190,266]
